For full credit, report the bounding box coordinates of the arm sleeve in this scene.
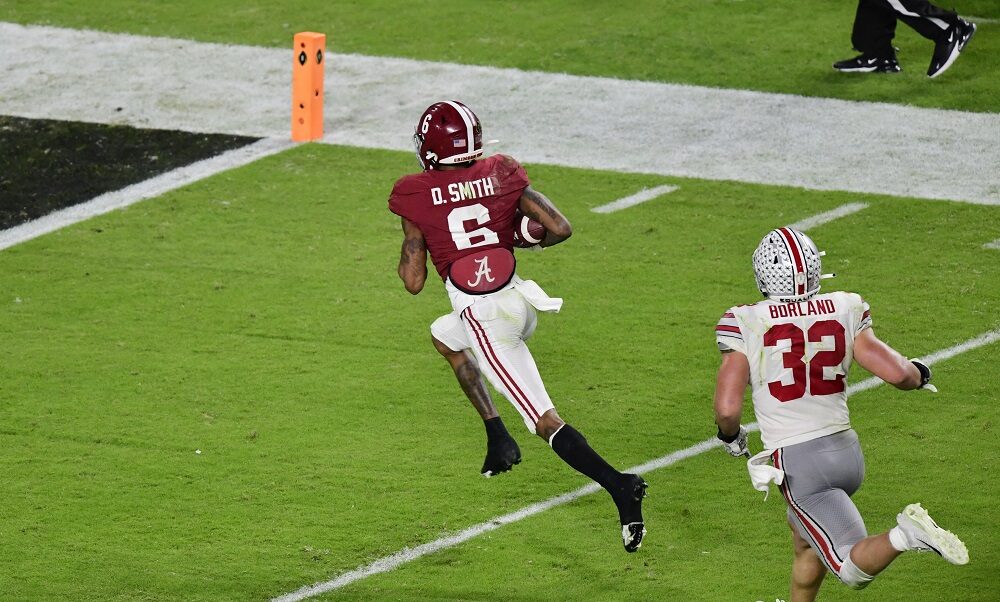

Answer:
[715,308,746,354]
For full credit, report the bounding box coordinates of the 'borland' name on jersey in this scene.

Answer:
[767,298,837,319]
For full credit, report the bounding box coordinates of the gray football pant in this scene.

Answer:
[772,429,867,576]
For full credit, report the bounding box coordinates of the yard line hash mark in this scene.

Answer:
[0,137,295,252]
[591,185,679,214]
[789,202,869,232]
[984,239,1000,250]
[271,328,1000,601]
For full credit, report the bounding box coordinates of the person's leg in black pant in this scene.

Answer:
[890,0,958,43]
[851,0,899,59]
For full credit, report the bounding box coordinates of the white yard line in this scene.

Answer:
[966,16,1000,25]
[984,239,1000,250]
[918,328,1000,364]
[272,440,716,602]
[591,185,679,214]
[0,137,294,251]
[272,327,1000,601]
[789,202,869,232]
[2,22,999,205]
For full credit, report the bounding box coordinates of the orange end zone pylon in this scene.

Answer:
[291,32,326,142]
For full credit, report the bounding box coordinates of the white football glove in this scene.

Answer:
[717,425,750,458]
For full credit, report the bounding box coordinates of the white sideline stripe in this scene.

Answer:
[271,328,1000,601]
[983,238,1000,250]
[789,202,869,232]
[0,138,294,251]
[2,23,999,205]
[591,185,679,214]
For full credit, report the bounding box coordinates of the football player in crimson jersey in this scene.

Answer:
[389,100,647,552]
[713,227,968,601]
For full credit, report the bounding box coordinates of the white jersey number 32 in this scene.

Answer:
[765,320,846,402]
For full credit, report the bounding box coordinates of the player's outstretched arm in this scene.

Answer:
[714,350,750,453]
[397,217,427,294]
[853,328,926,390]
[518,186,572,247]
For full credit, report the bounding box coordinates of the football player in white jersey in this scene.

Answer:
[712,227,968,601]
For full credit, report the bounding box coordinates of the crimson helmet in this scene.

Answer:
[413,100,484,170]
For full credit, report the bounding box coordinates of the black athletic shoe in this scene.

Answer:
[622,522,646,554]
[612,474,648,552]
[480,435,521,477]
[833,53,901,73]
[928,19,976,78]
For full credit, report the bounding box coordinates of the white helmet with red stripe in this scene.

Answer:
[752,227,829,302]
[413,100,484,170]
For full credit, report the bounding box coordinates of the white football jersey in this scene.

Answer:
[715,291,872,450]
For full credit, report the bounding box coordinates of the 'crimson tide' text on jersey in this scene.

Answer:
[715,291,872,450]
[388,154,529,280]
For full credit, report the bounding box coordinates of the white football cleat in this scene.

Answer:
[896,503,969,565]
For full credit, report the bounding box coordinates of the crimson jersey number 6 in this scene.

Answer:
[764,319,847,402]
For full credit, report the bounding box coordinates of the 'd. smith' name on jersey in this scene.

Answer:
[431,177,496,205]
[715,291,872,450]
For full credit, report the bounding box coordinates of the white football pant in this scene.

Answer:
[431,277,560,433]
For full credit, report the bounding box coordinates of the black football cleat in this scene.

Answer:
[833,53,901,73]
[481,435,521,477]
[612,474,648,552]
[928,19,976,78]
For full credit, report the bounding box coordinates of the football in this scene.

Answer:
[513,210,546,247]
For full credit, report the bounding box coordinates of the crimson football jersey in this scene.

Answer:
[388,154,529,280]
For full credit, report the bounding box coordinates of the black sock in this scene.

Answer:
[549,424,621,492]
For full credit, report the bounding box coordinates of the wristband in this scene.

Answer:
[717,427,740,444]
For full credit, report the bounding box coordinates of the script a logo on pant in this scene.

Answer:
[467,255,495,288]
[447,248,516,295]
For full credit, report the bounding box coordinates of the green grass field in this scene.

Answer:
[2,2,999,601]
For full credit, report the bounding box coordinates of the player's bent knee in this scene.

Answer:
[430,313,469,354]
[431,334,455,357]
[837,556,874,590]
[534,409,564,440]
